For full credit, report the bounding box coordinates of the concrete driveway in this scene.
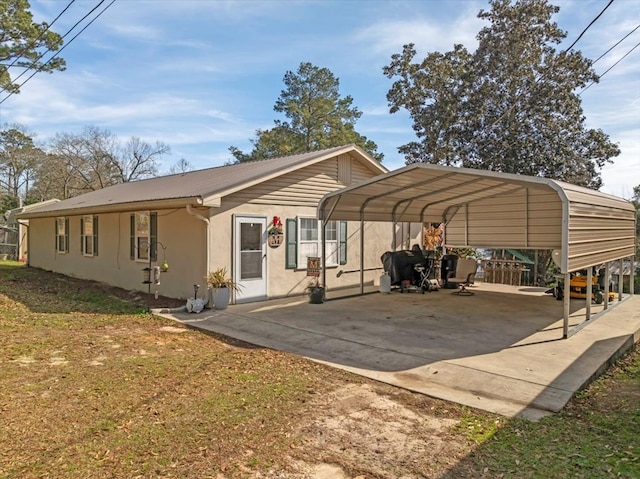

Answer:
[158,283,640,420]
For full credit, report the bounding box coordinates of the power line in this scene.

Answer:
[564,0,615,52]
[581,41,640,94]
[479,0,616,136]
[592,23,640,65]
[0,0,116,105]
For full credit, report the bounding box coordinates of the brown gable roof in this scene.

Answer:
[17,144,386,218]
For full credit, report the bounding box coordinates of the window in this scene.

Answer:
[55,217,69,253]
[80,215,98,257]
[130,212,157,261]
[286,217,347,269]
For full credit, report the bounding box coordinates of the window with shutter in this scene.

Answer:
[130,212,157,261]
[286,218,347,269]
[81,215,96,256]
[285,218,297,269]
[55,217,68,253]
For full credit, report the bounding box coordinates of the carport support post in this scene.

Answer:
[563,273,570,339]
[619,258,624,301]
[586,268,592,320]
[321,219,327,292]
[604,262,610,310]
[359,213,365,295]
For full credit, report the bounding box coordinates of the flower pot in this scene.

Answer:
[211,287,230,310]
[308,287,325,304]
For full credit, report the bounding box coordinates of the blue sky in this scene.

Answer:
[2,0,639,198]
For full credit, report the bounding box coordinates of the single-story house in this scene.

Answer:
[16,144,397,303]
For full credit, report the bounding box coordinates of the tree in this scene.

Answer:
[383,0,619,189]
[0,0,65,94]
[114,136,167,183]
[169,158,195,175]
[0,124,43,206]
[35,126,168,198]
[28,152,74,201]
[230,62,382,162]
[47,126,119,195]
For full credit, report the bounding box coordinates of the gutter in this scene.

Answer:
[16,197,205,220]
[186,204,210,295]
[17,219,29,265]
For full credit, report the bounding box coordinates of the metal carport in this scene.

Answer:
[318,163,637,338]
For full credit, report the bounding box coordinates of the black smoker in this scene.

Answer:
[381,250,429,287]
[440,254,459,288]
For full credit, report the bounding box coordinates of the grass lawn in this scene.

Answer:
[0,262,345,478]
[0,261,638,478]
[445,348,640,478]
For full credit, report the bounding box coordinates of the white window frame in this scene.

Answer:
[297,217,339,269]
[55,217,68,253]
[135,212,150,262]
[81,215,95,257]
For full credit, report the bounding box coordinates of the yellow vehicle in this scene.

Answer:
[553,269,616,304]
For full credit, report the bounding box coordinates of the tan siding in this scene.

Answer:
[564,188,633,210]
[569,246,637,272]
[441,187,564,249]
[570,233,635,247]
[337,154,352,185]
[225,156,383,208]
[570,204,634,219]
[351,158,377,183]
[566,189,636,271]
[528,209,562,219]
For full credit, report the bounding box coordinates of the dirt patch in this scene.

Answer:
[278,383,472,479]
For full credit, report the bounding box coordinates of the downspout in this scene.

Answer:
[18,219,29,265]
[186,204,210,284]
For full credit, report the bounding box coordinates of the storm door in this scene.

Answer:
[233,216,267,303]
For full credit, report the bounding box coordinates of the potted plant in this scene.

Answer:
[306,277,325,304]
[205,267,239,310]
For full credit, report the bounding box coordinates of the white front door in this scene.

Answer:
[234,216,267,303]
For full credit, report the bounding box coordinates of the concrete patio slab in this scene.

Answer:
[156,283,640,420]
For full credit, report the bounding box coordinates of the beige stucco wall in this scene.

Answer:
[207,200,394,301]
[208,157,394,301]
[25,154,394,303]
[27,208,206,300]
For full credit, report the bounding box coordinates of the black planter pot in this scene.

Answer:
[308,287,325,304]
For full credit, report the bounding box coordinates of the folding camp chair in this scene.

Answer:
[447,258,478,296]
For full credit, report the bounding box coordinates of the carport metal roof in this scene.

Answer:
[318,164,636,339]
[318,163,636,274]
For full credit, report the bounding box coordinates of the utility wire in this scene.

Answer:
[0,0,116,105]
[1,0,76,77]
[479,0,616,136]
[564,0,615,52]
[581,41,640,94]
[592,23,640,65]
